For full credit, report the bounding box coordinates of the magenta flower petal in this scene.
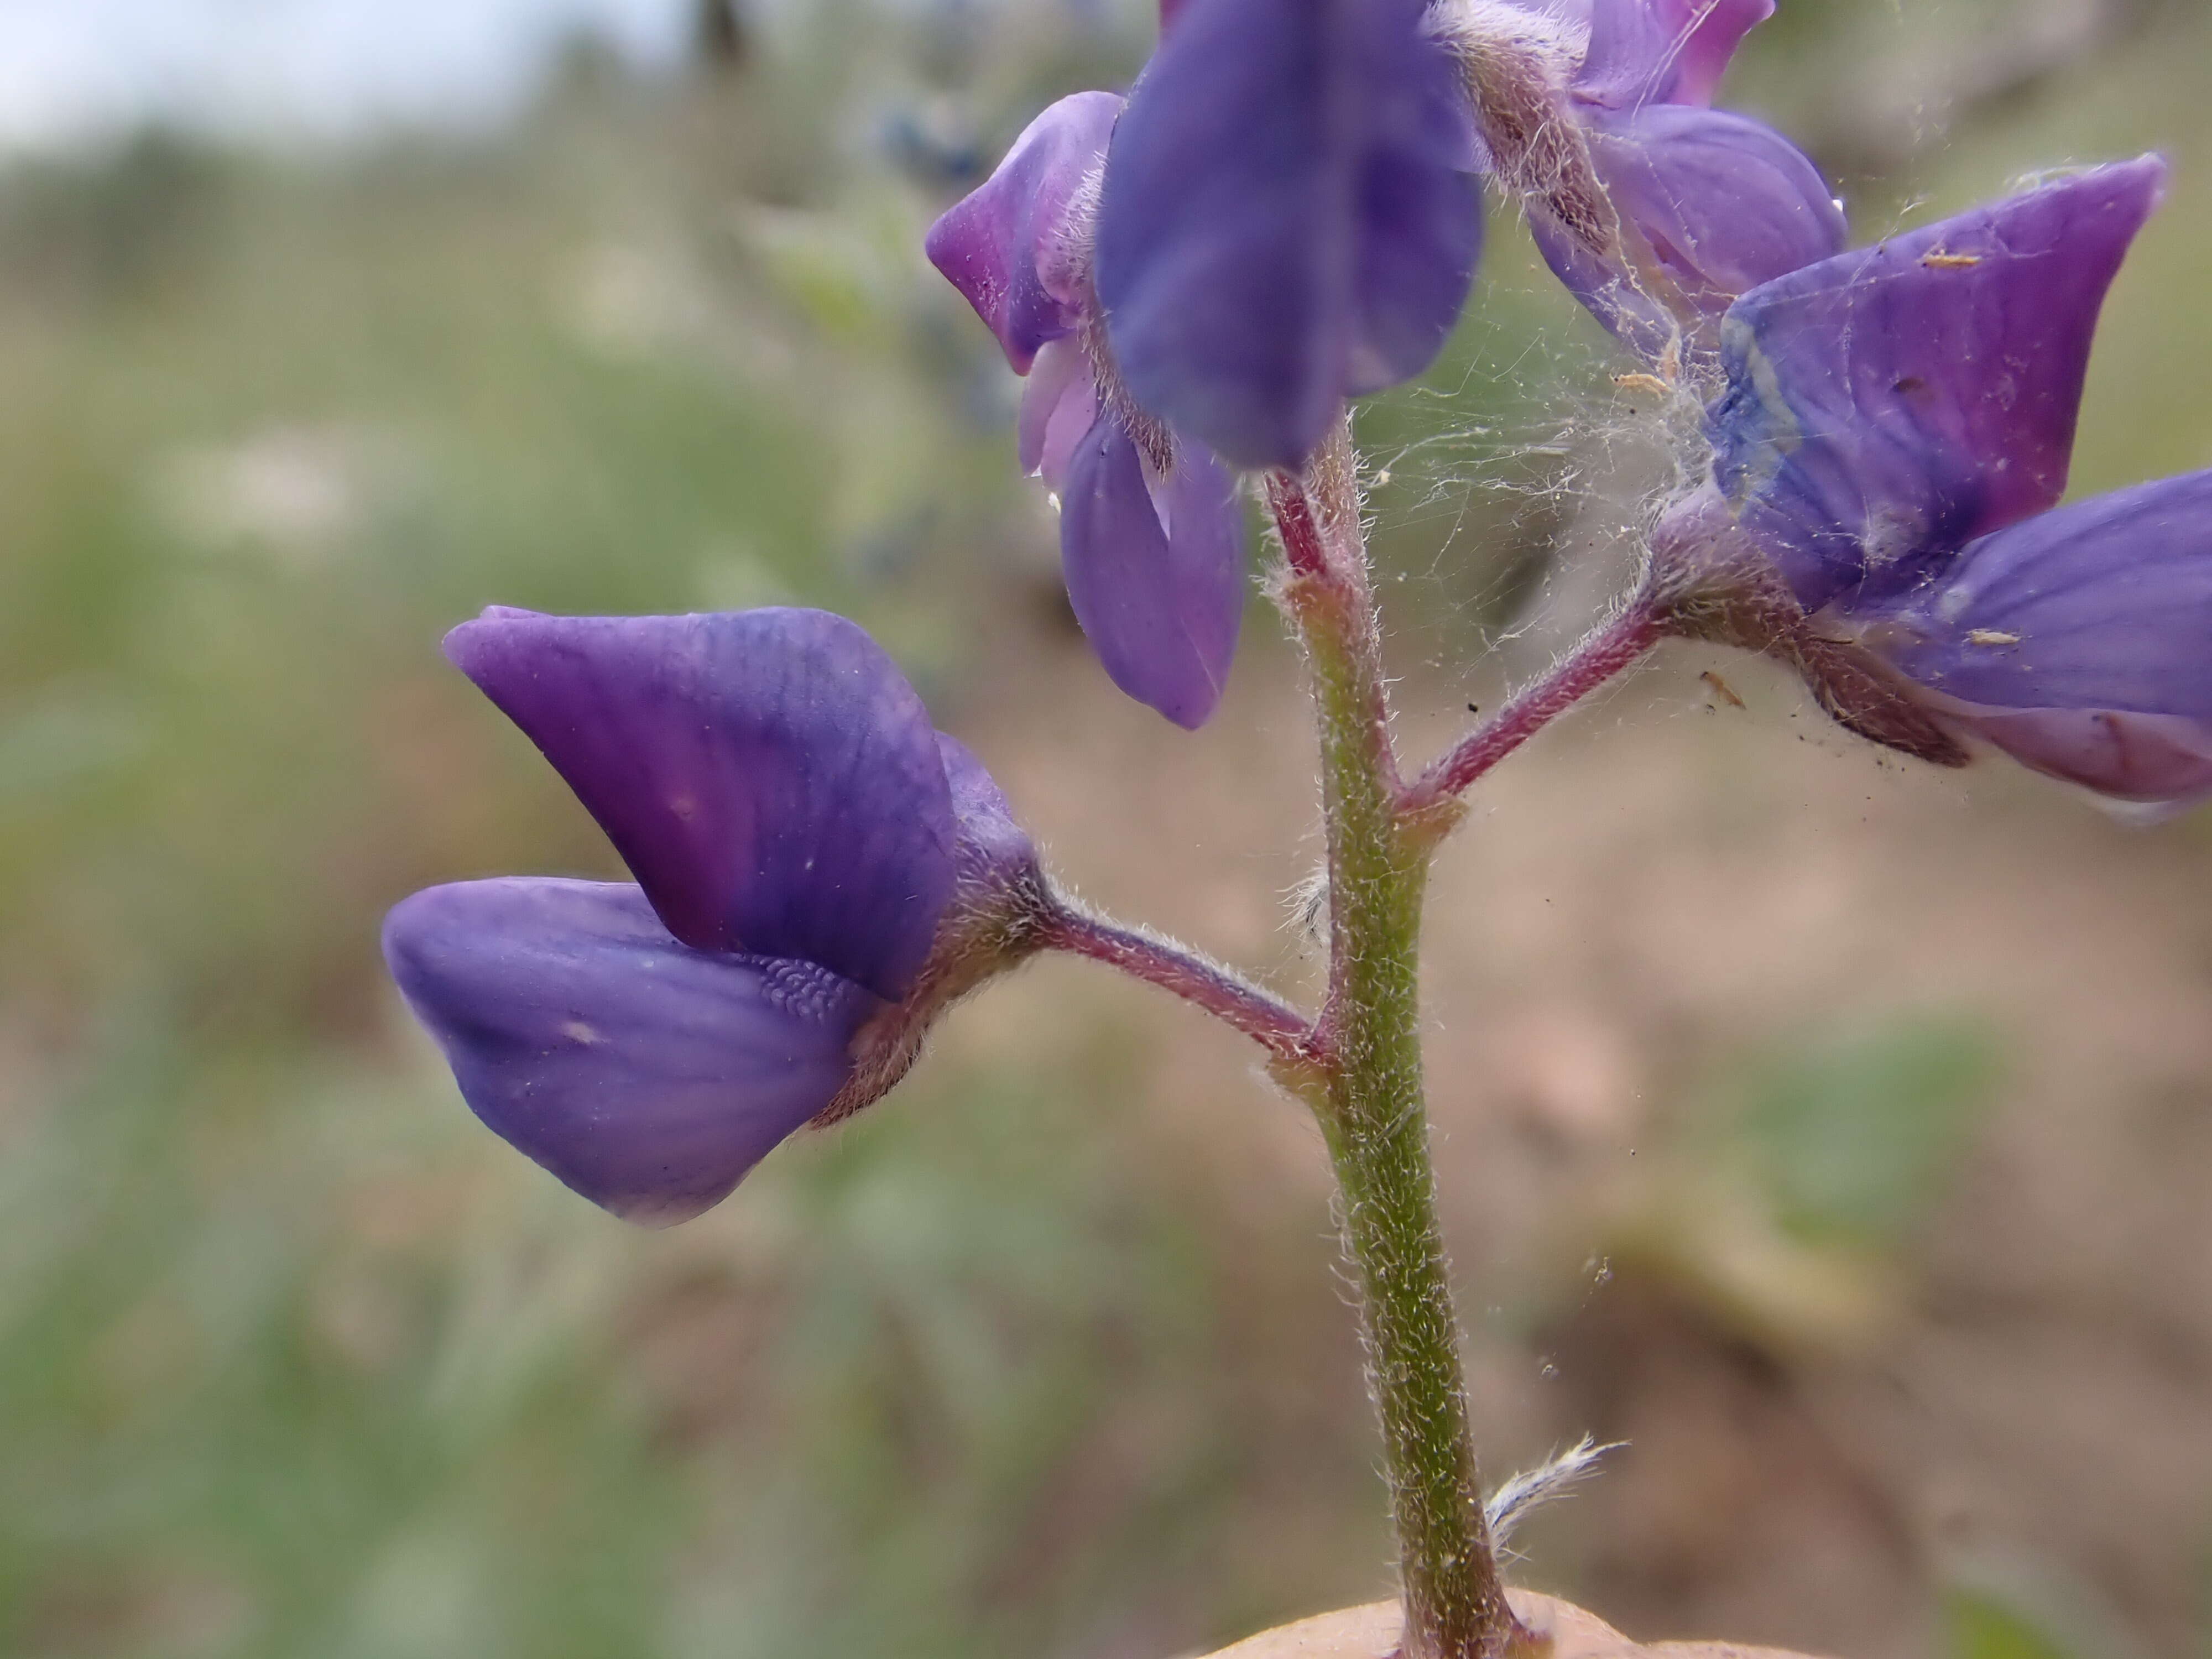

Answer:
[444,608,958,1001]
[1059,416,1244,728]
[1093,0,1482,469]
[1842,471,2212,803]
[1709,156,2167,612]
[384,879,879,1227]
[1531,102,1844,360]
[1575,0,1772,109]
[925,91,1124,374]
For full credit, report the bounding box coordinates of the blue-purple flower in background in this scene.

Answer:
[384,607,1038,1225]
[1655,156,2212,808]
[1441,0,1846,369]
[1093,0,1485,471]
[929,93,1247,732]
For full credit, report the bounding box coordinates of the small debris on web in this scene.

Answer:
[1699,669,1747,709]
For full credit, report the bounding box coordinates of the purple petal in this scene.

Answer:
[444,608,958,1001]
[1841,471,2212,803]
[1016,337,1100,490]
[1094,0,1482,469]
[1575,0,1772,109]
[1931,707,2212,807]
[1060,415,1245,728]
[935,733,1041,889]
[1709,156,2167,613]
[925,91,1123,373]
[384,879,878,1227]
[1530,103,1844,362]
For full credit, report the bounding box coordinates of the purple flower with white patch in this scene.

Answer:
[1442,0,1845,368]
[1092,0,1484,471]
[928,93,1246,731]
[383,607,1040,1226]
[1701,158,2166,613]
[1652,156,2212,807]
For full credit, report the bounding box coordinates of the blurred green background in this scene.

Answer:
[5,1,2212,1655]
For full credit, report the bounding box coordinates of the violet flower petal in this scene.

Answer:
[925,91,1124,373]
[445,608,958,1001]
[1094,0,1482,469]
[384,879,879,1227]
[1923,707,2212,807]
[935,733,1041,888]
[1575,0,1772,109]
[1530,102,1844,361]
[1843,471,2212,802]
[1708,156,2167,613]
[1060,415,1245,728]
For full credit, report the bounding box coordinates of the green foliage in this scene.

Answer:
[1733,1018,2002,1247]
[1947,1589,2081,1659]
[1940,1578,2147,1659]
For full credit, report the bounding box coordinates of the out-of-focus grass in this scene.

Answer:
[1948,1592,2083,1659]
[1734,1019,2002,1250]
[0,992,1257,1656]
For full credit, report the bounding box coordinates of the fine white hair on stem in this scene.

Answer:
[1483,1436,1624,1552]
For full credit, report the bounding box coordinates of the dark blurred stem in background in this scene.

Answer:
[696,0,749,72]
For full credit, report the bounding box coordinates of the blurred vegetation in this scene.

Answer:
[1735,1019,2001,1250]
[3,0,2212,1655]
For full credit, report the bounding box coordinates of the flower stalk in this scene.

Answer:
[1034,894,1315,1066]
[1401,596,1662,817]
[1269,440,1530,1659]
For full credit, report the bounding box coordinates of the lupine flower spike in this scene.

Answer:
[383,607,1041,1225]
[1651,157,2212,809]
[928,94,1247,730]
[374,0,2212,1639]
[1439,0,1847,371]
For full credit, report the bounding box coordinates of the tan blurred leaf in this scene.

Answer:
[1191,1593,1830,1658]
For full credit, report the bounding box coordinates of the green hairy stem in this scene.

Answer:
[1265,438,1532,1659]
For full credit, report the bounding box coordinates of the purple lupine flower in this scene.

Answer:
[1651,157,2212,807]
[1092,0,1484,471]
[1702,158,2165,614]
[1844,473,2212,806]
[383,607,1039,1225]
[928,93,1246,731]
[1442,0,1845,368]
